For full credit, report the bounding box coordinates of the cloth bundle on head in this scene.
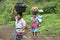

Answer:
[31,7,38,12]
[15,2,27,16]
[31,7,38,15]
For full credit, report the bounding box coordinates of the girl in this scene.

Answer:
[30,13,38,36]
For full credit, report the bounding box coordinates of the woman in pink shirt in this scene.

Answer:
[12,6,26,40]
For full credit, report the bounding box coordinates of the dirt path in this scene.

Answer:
[0,25,60,40]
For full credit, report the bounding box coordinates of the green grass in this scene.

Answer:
[0,14,60,35]
[38,14,60,35]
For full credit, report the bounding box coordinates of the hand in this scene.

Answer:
[29,25,32,28]
[22,27,25,30]
[19,29,23,32]
[11,5,16,18]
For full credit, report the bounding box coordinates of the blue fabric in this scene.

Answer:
[14,29,23,40]
[31,28,38,32]
[36,17,39,26]
[37,15,43,26]
[14,30,17,40]
[38,15,43,19]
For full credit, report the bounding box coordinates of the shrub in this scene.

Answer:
[43,2,57,14]
[42,1,60,14]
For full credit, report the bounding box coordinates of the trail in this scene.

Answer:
[0,25,60,40]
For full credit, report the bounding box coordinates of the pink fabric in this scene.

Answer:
[31,18,38,28]
[17,32,24,36]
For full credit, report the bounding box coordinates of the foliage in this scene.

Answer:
[38,14,60,35]
[0,0,60,35]
[42,1,60,14]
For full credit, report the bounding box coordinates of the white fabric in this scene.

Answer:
[38,10,44,12]
[38,19,42,22]
[15,16,26,28]
[38,15,42,22]
[16,29,25,32]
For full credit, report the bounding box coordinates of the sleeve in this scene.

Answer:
[36,17,38,20]
[22,20,26,27]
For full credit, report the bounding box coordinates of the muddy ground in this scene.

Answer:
[0,25,60,40]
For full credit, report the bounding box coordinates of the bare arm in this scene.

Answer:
[22,27,26,30]
[11,6,15,18]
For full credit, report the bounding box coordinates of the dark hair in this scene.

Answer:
[32,11,38,15]
[17,13,22,17]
